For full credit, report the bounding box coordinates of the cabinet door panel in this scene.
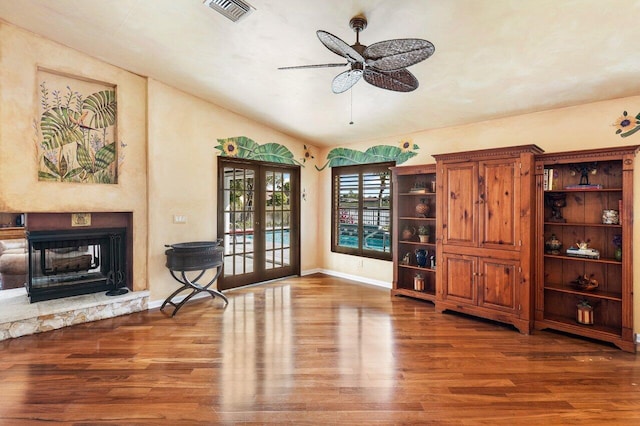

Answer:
[479,159,520,250]
[442,163,477,246]
[442,253,476,304]
[479,258,519,313]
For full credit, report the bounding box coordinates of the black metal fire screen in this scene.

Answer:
[27,228,127,303]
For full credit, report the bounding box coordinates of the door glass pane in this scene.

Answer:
[264,170,290,271]
[222,166,255,277]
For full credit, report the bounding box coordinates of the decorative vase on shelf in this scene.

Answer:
[415,199,429,218]
[401,226,416,241]
[415,249,428,267]
[615,247,622,262]
[545,234,562,255]
[613,234,622,261]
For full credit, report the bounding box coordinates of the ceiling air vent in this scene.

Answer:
[203,0,254,22]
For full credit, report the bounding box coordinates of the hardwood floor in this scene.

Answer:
[0,273,639,425]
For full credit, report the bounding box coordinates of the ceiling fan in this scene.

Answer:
[278,15,435,94]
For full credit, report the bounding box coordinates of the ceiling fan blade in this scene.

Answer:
[364,39,435,71]
[332,69,363,94]
[363,68,418,92]
[317,30,365,63]
[278,63,348,70]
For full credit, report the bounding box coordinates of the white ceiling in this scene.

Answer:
[1,0,640,147]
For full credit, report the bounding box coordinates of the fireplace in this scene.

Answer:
[27,228,127,302]
[23,212,133,303]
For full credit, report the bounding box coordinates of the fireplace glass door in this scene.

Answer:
[218,159,300,290]
[27,228,126,302]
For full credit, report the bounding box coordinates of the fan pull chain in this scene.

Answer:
[349,88,354,125]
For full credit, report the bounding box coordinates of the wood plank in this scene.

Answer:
[0,274,638,424]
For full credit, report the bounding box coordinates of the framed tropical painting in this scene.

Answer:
[36,68,118,184]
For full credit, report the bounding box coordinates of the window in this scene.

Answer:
[331,162,393,260]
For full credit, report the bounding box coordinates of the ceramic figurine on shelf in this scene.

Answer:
[576,240,590,250]
[569,162,598,185]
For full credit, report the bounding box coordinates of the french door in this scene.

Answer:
[217,158,300,290]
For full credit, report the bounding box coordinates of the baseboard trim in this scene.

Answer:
[315,269,392,289]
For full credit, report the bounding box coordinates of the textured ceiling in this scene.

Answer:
[1,0,640,147]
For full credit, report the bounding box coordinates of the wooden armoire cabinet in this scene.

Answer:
[434,145,543,333]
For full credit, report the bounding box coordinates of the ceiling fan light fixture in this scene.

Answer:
[279,14,434,93]
[203,0,255,22]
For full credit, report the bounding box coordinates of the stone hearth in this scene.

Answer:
[0,287,148,341]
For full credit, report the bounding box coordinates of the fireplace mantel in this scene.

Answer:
[27,212,132,232]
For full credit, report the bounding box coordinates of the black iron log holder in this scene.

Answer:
[161,240,227,316]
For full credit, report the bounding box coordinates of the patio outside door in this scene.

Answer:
[217,158,300,290]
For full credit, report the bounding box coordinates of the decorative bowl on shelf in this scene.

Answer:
[571,274,599,291]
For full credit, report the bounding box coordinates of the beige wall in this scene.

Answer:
[0,22,148,291]
[146,79,320,301]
